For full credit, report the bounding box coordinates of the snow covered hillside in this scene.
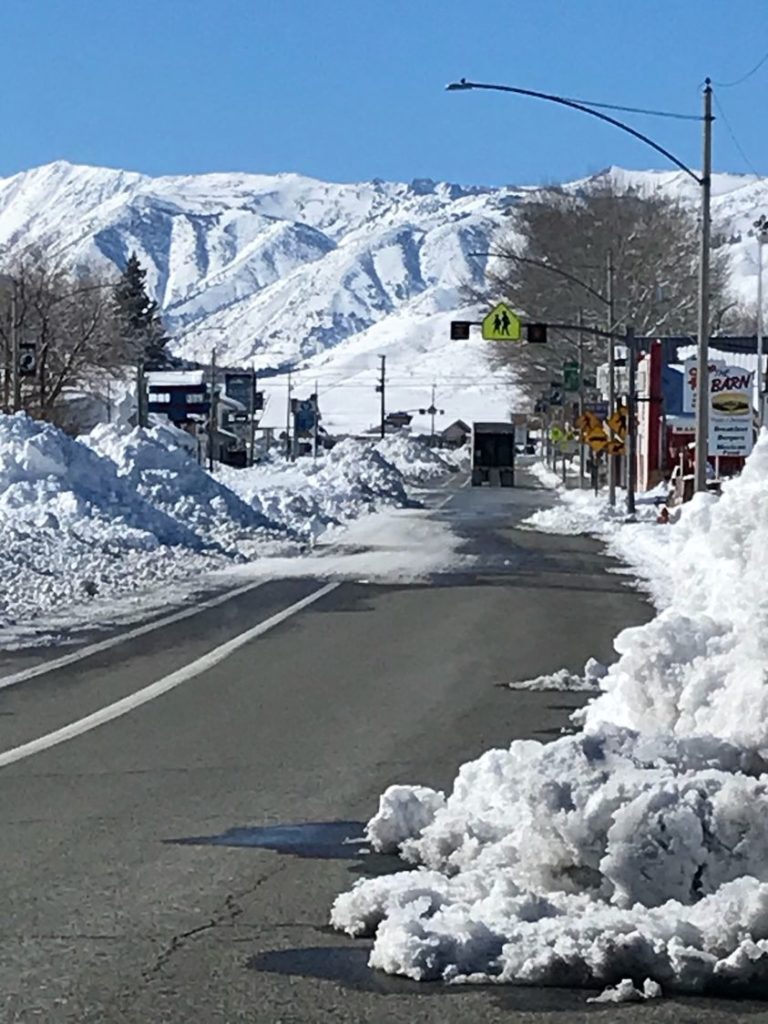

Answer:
[0,161,763,432]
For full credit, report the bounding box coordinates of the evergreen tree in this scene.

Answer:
[114,252,170,367]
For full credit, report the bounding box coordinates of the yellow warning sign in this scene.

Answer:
[481,302,522,342]
[607,406,628,440]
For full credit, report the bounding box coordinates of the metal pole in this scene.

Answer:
[208,348,217,472]
[758,231,765,428]
[626,325,637,516]
[285,370,292,460]
[430,383,436,444]
[694,79,713,493]
[313,380,319,459]
[606,249,617,506]
[10,286,19,413]
[249,367,257,466]
[578,310,586,489]
[379,355,386,439]
[136,359,146,428]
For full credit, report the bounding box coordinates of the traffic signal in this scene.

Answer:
[526,323,548,344]
[450,320,471,340]
[18,343,37,376]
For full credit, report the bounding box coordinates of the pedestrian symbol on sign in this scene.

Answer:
[482,302,521,342]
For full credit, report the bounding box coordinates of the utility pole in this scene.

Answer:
[249,367,257,466]
[207,348,218,472]
[10,286,19,413]
[626,325,637,516]
[313,380,319,459]
[377,355,386,439]
[285,370,293,460]
[606,249,617,506]
[136,358,147,428]
[694,79,713,493]
[430,383,437,444]
[577,310,586,489]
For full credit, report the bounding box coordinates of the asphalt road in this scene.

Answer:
[0,469,763,1023]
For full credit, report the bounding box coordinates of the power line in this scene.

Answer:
[714,47,768,88]
[565,96,700,122]
[713,92,767,181]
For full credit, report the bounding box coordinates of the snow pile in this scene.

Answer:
[0,418,418,639]
[219,439,412,542]
[508,657,608,692]
[587,978,662,1003]
[373,434,455,484]
[86,422,289,557]
[0,413,220,629]
[331,434,768,995]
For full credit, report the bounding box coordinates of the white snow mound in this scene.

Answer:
[332,433,768,995]
[374,434,454,484]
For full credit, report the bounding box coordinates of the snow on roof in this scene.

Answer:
[148,371,206,387]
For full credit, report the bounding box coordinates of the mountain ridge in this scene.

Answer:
[0,160,763,432]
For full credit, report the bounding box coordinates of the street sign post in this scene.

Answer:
[481,302,522,341]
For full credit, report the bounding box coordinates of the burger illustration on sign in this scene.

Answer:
[711,392,751,415]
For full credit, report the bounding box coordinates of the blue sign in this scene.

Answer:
[585,401,609,419]
[292,398,318,435]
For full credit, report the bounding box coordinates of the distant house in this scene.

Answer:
[441,419,471,447]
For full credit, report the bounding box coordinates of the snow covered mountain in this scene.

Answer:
[0,161,764,433]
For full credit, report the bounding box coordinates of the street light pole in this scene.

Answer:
[694,80,713,492]
[754,215,768,427]
[450,77,712,494]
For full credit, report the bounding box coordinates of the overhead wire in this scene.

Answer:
[564,97,700,121]
[713,47,768,88]
[712,91,768,182]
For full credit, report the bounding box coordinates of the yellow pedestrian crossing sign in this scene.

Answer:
[482,302,521,341]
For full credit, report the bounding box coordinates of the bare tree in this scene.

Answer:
[478,179,735,395]
[0,252,142,425]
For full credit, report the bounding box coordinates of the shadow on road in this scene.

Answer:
[166,820,370,859]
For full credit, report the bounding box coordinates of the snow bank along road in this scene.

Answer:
[0,467,734,1024]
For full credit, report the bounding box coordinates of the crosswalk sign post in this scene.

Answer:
[481,302,521,342]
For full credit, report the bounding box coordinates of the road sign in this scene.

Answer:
[563,361,580,392]
[549,425,565,443]
[481,302,521,342]
[607,406,628,440]
[585,401,608,419]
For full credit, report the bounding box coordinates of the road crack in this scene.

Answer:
[141,863,286,982]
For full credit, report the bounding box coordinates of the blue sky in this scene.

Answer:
[0,0,766,186]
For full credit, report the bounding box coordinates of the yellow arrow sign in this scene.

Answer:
[482,302,522,341]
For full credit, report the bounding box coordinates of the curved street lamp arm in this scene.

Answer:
[447,80,704,185]
[469,251,609,306]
